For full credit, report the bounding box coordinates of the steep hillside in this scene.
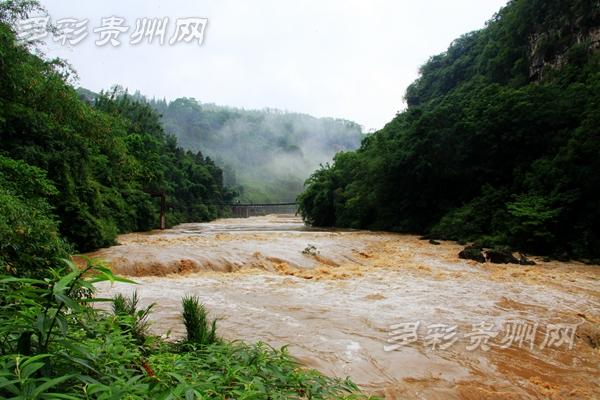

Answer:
[299,0,600,260]
[0,24,232,253]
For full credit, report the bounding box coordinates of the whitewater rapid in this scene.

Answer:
[91,215,600,399]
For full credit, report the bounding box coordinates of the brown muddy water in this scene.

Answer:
[89,215,600,399]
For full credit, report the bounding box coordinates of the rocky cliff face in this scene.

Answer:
[529,23,600,80]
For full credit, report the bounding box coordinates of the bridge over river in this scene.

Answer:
[226,202,298,218]
[152,194,298,228]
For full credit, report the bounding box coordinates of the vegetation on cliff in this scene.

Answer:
[299,0,600,260]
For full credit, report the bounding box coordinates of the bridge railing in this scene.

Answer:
[226,202,298,218]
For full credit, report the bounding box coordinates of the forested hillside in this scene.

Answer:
[299,0,600,260]
[148,98,364,202]
[0,14,233,255]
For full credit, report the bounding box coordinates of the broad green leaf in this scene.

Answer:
[20,361,45,380]
[54,293,79,311]
[31,374,76,398]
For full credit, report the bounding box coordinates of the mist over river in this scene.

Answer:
[91,215,600,399]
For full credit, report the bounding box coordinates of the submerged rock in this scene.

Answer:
[458,245,486,263]
[484,247,519,264]
[459,245,536,265]
[518,253,536,265]
[429,239,441,245]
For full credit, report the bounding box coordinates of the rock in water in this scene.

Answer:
[484,247,519,264]
[458,245,485,263]
[518,253,536,266]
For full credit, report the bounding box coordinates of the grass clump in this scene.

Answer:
[112,291,155,346]
[181,295,217,347]
[149,341,369,399]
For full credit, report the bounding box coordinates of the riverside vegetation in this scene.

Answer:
[0,260,368,399]
[0,0,235,254]
[0,1,372,398]
[298,0,600,262]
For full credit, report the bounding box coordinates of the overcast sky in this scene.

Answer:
[40,0,508,131]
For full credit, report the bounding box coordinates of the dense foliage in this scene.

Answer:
[0,15,233,252]
[299,0,600,260]
[147,98,363,202]
[0,155,70,278]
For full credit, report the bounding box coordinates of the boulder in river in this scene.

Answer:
[458,245,486,263]
[459,245,536,265]
[484,247,519,264]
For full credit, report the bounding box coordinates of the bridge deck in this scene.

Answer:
[227,203,298,218]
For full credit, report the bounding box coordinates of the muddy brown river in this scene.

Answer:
[90,215,600,399]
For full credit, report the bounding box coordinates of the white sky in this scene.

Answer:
[40,0,508,131]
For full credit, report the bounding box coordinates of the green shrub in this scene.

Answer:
[506,193,563,252]
[148,342,372,399]
[112,291,155,346]
[0,156,70,278]
[181,295,217,347]
[430,185,510,242]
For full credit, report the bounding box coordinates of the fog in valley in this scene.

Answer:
[150,97,364,202]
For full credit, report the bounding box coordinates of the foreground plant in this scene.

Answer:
[149,342,369,400]
[181,295,217,347]
[112,291,155,346]
[0,261,374,399]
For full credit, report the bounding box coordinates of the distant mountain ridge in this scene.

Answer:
[148,97,364,202]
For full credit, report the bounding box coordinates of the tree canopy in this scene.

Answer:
[0,15,234,255]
